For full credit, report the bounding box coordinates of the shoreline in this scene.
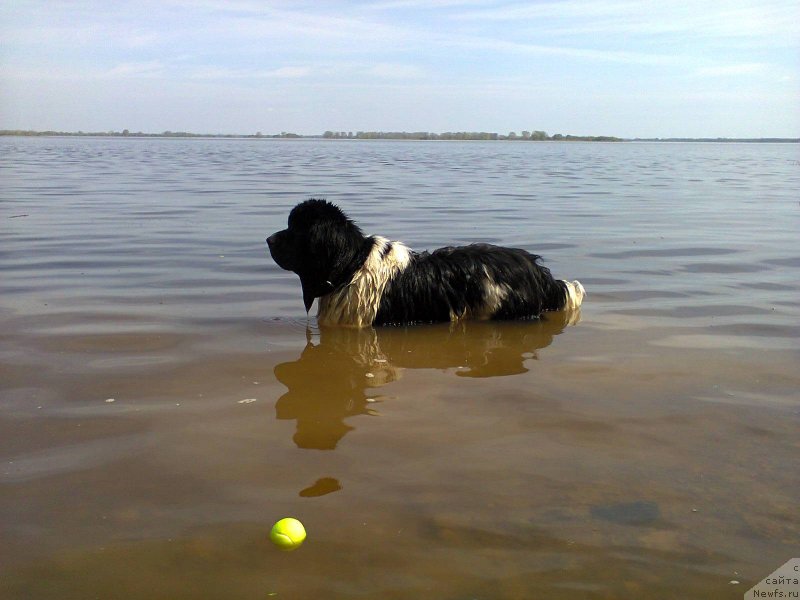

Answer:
[2,130,797,143]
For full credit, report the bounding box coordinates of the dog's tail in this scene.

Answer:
[561,280,585,311]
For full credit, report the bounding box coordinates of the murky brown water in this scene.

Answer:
[1,138,798,599]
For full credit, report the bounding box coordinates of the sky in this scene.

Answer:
[1,0,798,138]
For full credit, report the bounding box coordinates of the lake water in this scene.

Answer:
[1,137,798,599]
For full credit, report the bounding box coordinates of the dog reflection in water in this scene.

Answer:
[273,311,579,450]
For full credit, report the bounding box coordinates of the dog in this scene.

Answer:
[267,199,584,327]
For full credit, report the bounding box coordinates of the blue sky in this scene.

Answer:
[1,0,798,137]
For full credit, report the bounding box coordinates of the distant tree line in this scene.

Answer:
[0,129,622,141]
[0,129,302,139]
[4,129,795,143]
[323,130,623,141]
[324,131,501,140]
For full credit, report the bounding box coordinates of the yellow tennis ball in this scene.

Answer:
[270,517,306,551]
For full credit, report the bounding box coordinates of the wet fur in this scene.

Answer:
[267,199,584,327]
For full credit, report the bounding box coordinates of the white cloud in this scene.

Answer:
[269,66,311,78]
[694,63,769,77]
[367,63,426,79]
[453,0,800,41]
[453,0,640,21]
[123,32,161,48]
[365,0,490,9]
[107,61,166,77]
[444,35,687,67]
[187,66,311,79]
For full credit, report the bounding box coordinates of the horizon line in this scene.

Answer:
[1,129,798,143]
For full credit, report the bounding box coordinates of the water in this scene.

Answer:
[1,137,798,599]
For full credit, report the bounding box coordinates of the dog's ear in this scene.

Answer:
[301,278,316,313]
[288,201,365,312]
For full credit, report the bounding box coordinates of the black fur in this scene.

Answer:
[267,199,583,326]
[375,244,568,325]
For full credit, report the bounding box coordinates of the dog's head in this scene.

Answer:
[267,199,369,312]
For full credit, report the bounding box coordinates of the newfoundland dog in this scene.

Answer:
[267,199,584,327]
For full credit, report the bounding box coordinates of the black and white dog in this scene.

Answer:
[267,199,584,327]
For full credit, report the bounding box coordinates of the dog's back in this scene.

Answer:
[373,244,577,325]
[317,238,583,327]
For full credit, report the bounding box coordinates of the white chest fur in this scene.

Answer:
[317,237,411,327]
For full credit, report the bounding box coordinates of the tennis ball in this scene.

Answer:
[270,517,306,551]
